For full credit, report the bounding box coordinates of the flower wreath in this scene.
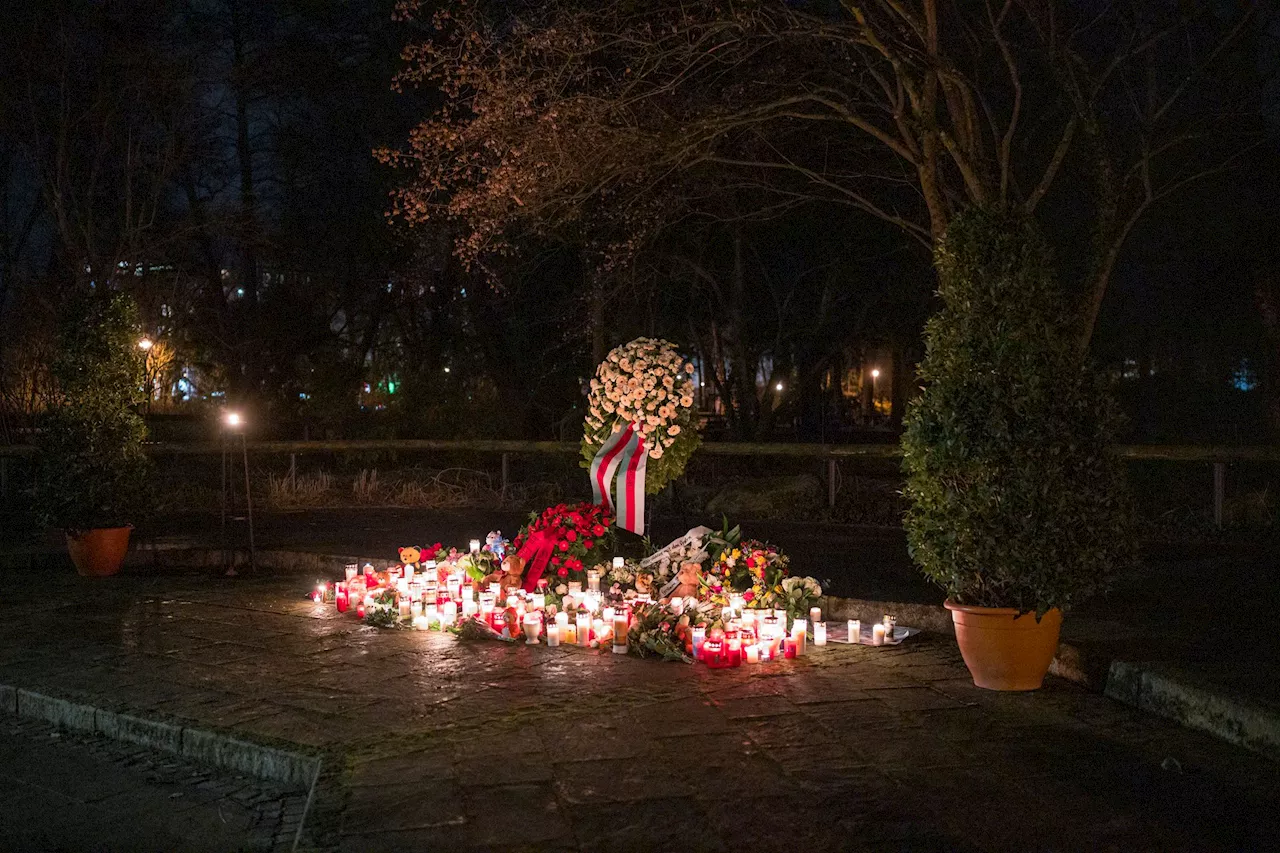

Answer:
[581,337,703,496]
[512,502,615,587]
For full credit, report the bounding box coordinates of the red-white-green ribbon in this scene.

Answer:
[590,423,648,535]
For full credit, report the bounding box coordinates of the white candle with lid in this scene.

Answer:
[872,623,886,646]
[814,621,827,646]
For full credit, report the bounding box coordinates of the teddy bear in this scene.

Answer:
[485,554,525,591]
[666,561,701,601]
[398,545,422,566]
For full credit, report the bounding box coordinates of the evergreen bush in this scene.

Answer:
[902,208,1134,616]
[33,294,152,531]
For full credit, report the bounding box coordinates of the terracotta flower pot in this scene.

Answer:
[945,600,1062,691]
[65,527,132,578]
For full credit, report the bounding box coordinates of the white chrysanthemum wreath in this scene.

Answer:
[581,337,702,495]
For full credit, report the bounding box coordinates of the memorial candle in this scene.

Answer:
[469,539,481,554]
[345,564,358,582]
[612,610,629,654]
[602,606,615,625]
[335,583,349,613]
[692,626,706,659]
[745,644,760,664]
[872,623,886,646]
[848,620,861,644]
[404,564,415,583]
[791,618,807,656]
[810,606,822,626]
[398,597,412,620]
[587,569,601,594]
[726,637,742,667]
[814,621,827,647]
[522,612,541,644]
[555,611,570,631]
[576,612,592,647]
[546,622,561,647]
[612,556,625,571]
[531,593,546,610]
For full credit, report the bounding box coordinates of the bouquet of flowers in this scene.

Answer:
[781,576,823,621]
[639,527,710,584]
[581,337,702,494]
[363,587,403,628]
[626,601,706,663]
[512,502,614,585]
[457,532,510,582]
[701,539,791,609]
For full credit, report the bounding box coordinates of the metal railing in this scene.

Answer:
[2,439,1274,526]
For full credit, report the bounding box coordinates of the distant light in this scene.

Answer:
[137,337,153,351]
[775,382,784,392]
[870,368,880,379]
[225,411,243,428]
[700,382,705,387]
[443,367,451,373]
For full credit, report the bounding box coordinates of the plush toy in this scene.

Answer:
[497,555,525,591]
[398,545,422,566]
[485,531,506,561]
[666,562,701,601]
[502,606,521,639]
[634,571,653,597]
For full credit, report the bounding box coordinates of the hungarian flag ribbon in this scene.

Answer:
[590,423,648,535]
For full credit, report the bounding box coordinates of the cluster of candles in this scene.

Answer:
[325,549,638,653]
[316,545,904,666]
[695,607,900,667]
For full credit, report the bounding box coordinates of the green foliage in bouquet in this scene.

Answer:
[33,294,153,531]
[627,601,705,663]
[581,337,702,494]
[902,208,1135,617]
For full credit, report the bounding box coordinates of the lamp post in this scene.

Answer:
[870,368,880,419]
[138,337,154,413]
[220,410,256,575]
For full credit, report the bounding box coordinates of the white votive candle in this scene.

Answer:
[546,622,560,647]
[612,556,625,570]
[814,621,827,646]
[810,606,821,626]
[576,613,592,647]
[872,623,886,646]
[848,619,861,644]
[745,644,760,664]
[469,539,481,553]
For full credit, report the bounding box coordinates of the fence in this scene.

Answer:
[2,439,1275,527]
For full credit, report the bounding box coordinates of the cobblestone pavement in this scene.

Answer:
[2,570,1279,852]
[0,715,305,852]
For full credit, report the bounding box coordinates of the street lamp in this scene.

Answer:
[137,337,153,352]
[220,410,255,575]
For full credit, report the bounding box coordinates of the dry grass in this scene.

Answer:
[266,471,336,509]
[353,469,380,504]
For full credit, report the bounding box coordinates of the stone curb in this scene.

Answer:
[2,685,322,791]
[1104,661,1280,763]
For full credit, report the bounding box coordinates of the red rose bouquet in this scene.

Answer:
[512,502,615,590]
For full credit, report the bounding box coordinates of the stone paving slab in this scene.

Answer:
[3,569,1280,851]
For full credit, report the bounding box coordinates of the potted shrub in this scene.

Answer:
[33,294,152,577]
[902,208,1134,690]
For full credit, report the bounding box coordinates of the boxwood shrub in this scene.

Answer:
[902,208,1134,616]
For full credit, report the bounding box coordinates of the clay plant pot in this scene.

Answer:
[65,527,132,578]
[945,600,1062,691]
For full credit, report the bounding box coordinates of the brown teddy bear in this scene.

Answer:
[666,561,701,601]
[398,545,422,566]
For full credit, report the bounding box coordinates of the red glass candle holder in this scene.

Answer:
[702,640,732,668]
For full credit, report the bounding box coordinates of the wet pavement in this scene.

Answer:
[2,569,1279,852]
[0,714,304,852]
